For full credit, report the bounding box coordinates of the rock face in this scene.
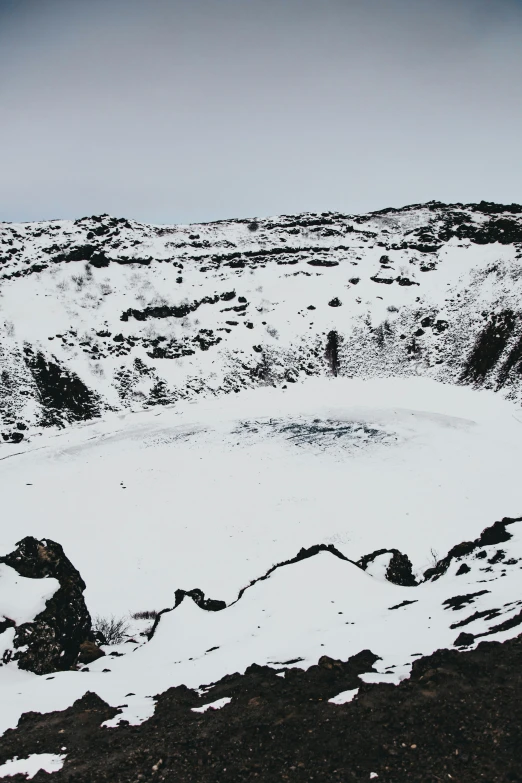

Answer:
[0,537,101,674]
[2,201,522,438]
[23,347,101,427]
[357,548,417,586]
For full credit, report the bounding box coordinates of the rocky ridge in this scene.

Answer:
[2,200,522,442]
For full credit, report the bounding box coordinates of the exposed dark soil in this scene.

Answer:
[1,635,522,782]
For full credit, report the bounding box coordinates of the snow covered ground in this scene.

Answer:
[1,376,521,615]
[1,376,521,738]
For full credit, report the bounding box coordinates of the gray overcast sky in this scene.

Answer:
[0,0,521,225]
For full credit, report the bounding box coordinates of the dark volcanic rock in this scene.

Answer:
[358,548,417,586]
[385,550,417,586]
[88,251,111,267]
[23,348,101,426]
[78,641,106,665]
[1,636,522,782]
[0,537,97,674]
[174,588,226,614]
[462,310,518,382]
[325,330,341,376]
[423,516,521,582]
[454,631,475,647]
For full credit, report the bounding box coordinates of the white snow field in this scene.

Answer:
[1,376,522,735]
[0,377,521,615]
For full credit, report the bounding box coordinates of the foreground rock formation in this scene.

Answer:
[0,635,521,782]
[0,538,100,674]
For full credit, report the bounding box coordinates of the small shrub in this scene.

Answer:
[428,548,440,569]
[247,221,260,232]
[93,615,130,645]
[71,274,85,288]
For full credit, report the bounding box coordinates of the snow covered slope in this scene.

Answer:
[1,201,522,442]
[1,202,522,746]
[1,377,522,736]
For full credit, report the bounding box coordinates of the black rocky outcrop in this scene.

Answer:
[461,311,519,382]
[325,330,341,376]
[357,548,417,586]
[23,348,101,426]
[120,291,236,322]
[423,516,522,582]
[0,537,101,674]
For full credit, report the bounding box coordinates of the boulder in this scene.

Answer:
[0,537,99,674]
[78,640,106,664]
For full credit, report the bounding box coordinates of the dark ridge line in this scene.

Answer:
[175,242,366,268]
[450,608,503,630]
[146,540,418,642]
[147,516,522,641]
[455,608,522,647]
[146,544,357,641]
[442,590,491,611]
[120,291,236,322]
[477,609,522,638]
[146,589,227,640]
[388,599,418,611]
[5,200,522,230]
[229,543,355,607]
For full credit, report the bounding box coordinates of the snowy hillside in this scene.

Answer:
[1,200,522,443]
[1,202,522,781]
